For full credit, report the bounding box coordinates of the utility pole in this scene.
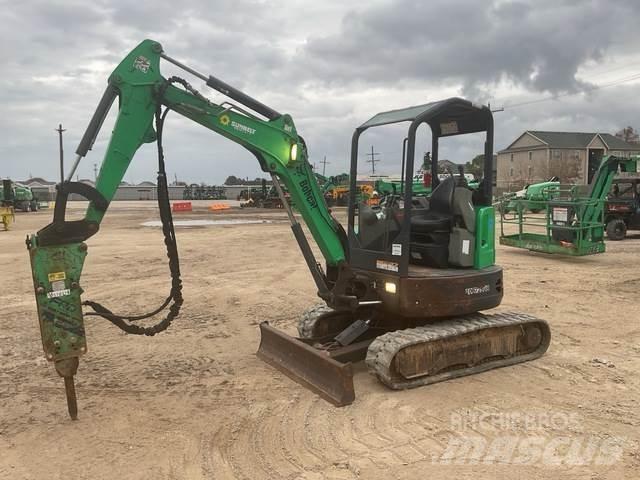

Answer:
[55,124,66,184]
[93,163,98,182]
[320,155,330,176]
[366,146,380,174]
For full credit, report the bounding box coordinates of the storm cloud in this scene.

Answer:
[1,0,639,183]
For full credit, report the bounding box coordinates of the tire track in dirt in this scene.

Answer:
[202,392,463,478]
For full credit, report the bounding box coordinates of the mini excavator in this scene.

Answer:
[27,40,550,419]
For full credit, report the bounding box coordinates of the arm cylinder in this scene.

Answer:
[75,84,119,158]
[159,52,281,120]
[206,75,281,120]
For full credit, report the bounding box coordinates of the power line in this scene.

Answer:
[577,60,640,80]
[502,71,640,110]
[320,155,330,176]
[366,146,380,174]
[488,102,504,113]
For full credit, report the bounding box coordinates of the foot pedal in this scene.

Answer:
[335,319,370,346]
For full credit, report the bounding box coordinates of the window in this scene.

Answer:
[528,151,532,161]
[528,165,533,176]
[611,182,635,199]
[553,150,561,159]
[509,167,514,177]
[510,153,514,162]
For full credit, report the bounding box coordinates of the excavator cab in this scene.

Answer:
[346,98,503,318]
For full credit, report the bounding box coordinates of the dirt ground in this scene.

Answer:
[1,201,638,479]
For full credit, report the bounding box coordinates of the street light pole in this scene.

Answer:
[55,124,66,184]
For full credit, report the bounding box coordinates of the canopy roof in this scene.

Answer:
[358,97,491,137]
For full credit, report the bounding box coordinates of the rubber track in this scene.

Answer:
[297,304,334,338]
[365,312,550,390]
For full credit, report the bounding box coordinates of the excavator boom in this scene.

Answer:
[27,39,352,418]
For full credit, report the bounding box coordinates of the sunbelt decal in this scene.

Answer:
[219,114,255,135]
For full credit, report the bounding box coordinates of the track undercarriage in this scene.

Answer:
[258,305,550,405]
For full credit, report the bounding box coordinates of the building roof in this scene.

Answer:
[596,134,639,150]
[20,177,56,186]
[502,131,640,152]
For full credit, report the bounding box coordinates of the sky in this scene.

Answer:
[1,0,639,184]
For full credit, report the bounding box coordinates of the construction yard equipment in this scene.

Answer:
[1,180,16,230]
[0,181,39,212]
[605,174,640,240]
[239,181,285,208]
[27,39,550,418]
[500,155,638,255]
[499,177,560,214]
[183,184,225,200]
[314,173,377,207]
[375,170,478,200]
[0,207,14,231]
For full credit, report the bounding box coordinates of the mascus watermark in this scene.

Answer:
[432,410,625,466]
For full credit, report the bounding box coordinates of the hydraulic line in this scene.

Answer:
[82,80,184,335]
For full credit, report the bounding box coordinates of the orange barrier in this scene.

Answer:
[172,201,192,212]
[209,203,231,212]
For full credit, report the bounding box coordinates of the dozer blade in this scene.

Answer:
[257,322,355,406]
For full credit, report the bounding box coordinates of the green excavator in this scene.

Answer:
[28,40,550,419]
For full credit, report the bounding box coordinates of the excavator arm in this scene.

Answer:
[27,39,353,418]
[37,39,346,264]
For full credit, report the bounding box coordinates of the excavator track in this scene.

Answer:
[365,312,550,390]
[297,304,336,338]
[297,303,366,339]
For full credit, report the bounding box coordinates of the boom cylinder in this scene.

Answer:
[160,52,281,120]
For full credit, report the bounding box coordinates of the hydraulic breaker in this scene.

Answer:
[28,237,88,420]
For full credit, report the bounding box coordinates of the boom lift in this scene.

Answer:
[499,155,638,255]
[28,40,550,418]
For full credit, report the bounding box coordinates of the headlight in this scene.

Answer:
[290,143,298,161]
[384,282,397,294]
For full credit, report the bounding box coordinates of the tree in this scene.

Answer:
[224,175,242,185]
[224,175,270,185]
[614,126,640,144]
[464,154,485,179]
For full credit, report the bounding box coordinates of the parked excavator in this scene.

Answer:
[28,40,550,419]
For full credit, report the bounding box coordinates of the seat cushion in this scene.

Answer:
[411,213,451,233]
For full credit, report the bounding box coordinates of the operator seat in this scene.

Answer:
[411,176,455,233]
[409,177,456,268]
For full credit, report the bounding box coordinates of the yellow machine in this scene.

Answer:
[1,206,15,230]
[1,180,16,230]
